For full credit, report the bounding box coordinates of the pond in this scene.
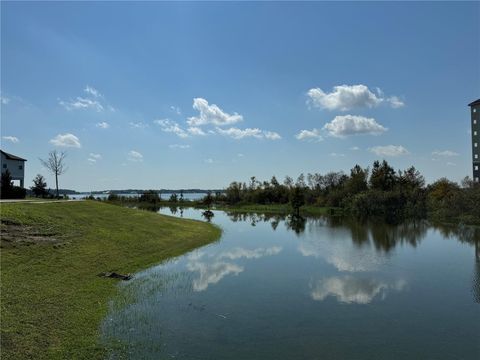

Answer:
[101,208,480,359]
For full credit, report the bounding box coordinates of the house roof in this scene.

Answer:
[0,150,27,161]
[468,99,480,107]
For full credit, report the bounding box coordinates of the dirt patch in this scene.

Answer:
[0,219,63,248]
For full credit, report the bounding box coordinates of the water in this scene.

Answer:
[101,208,480,359]
[67,192,207,201]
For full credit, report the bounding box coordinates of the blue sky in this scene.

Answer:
[1,2,479,191]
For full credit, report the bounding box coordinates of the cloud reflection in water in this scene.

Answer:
[311,276,407,304]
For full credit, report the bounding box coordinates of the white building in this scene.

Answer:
[1,150,27,188]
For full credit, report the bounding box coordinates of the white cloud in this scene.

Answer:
[323,115,387,137]
[96,122,110,129]
[204,158,214,164]
[59,86,114,112]
[432,150,459,157]
[295,128,323,142]
[59,97,104,112]
[87,153,102,163]
[129,121,148,129]
[330,152,345,157]
[169,144,190,149]
[216,127,281,140]
[350,146,360,151]
[187,126,206,136]
[369,145,409,157]
[2,136,19,143]
[84,85,101,98]
[307,84,404,111]
[264,131,282,140]
[154,119,189,138]
[128,150,143,162]
[387,96,405,108]
[49,133,81,148]
[446,162,456,166]
[1,96,10,105]
[237,153,244,157]
[187,98,243,127]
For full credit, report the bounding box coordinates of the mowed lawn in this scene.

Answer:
[0,201,221,359]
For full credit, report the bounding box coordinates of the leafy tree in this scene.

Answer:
[169,193,178,203]
[1,169,13,199]
[370,160,396,191]
[31,174,48,197]
[290,185,305,216]
[139,190,161,204]
[40,150,67,198]
[203,190,214,209]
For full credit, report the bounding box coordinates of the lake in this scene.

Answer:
[67,192,207,201]
[101,208,480,359]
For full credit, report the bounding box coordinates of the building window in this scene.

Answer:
[2,164,6,169]
[474,108,477,113]
[476,143,478,148]
[475,119,478,125]
[19,165,23,170]
[475,131,478,136]
[476,154,479,159]
[476,165,479,171]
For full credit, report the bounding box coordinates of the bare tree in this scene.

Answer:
[40,150,67,198]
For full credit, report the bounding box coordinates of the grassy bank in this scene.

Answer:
[0,201,221,359]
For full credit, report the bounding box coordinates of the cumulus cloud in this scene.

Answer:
[369,145,409,157]
[154,119,189,138]
[295,128,323,142]
[128,150,143,162]
[350,146,360,151]
[96,122,110,129]
[187,98,243,127]
[49,133,81,148]
[432,150,459,157]
[264,131,282,140]
[187,126,206,136]
[2,136,19,143]
[169,144,190,149]
[204,158,214,164]
[88,153,102,163]
[307,84,404,111]
[323,115,387,137]
[216,127,281,140]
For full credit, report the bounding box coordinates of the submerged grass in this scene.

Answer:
[0,201,221,359]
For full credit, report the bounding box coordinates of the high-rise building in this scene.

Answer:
[469,99,480,182]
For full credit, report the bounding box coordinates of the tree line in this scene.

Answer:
[217,160,480,224]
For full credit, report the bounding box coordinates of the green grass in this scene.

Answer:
[213,203,342,216]
[0,201,221,359]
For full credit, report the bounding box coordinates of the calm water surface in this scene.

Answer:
[102,208,480,359]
